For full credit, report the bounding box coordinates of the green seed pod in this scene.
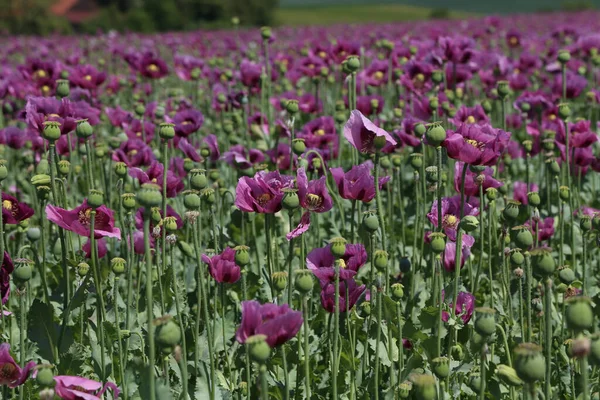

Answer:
[558,49,571,64]
[234,245,250,266]
[156,317,182,348]
[514,343,545,383]
[150,207,162,224]
[247,334,271,362]
[260,26,272,40]
[511,249,525,265]
[272,271,288,291]
[450,344,464,361]
[42,121,61,142]
[114,161,128,178]
[496,364,523,387]
[122,193,137,211]
[134,103,146,117]
[425,122,446,147]
[410,153,423,169]
[77,262,90,276]
[558,266,576,285]
[345,55,360,73]
[26,227,41,242]
[329,237,347,258]
[474,307,496,337]
[547,158,560,176]
[374,250,388,270]
[527,191,541,207]
[503,201,521,221]
[190,169,208,190]
[558,103,571,120]
[164,216,178,232]
[183,191,201,210]
[429,232,446,254]
[36,185,51,201]
[391,283,404,300]
[432,356,450,379]
[36,365,55,387]
[580,215,593,232]
[513,226,533,248]
[530,247,556,277]
[292,138,306,155]
[425,166,438,183]
[398,381,412,398]
[55,79,70,98]
[200,188,215,205]
[177,241,194,258]
[590,334,600,366]
[295,270,314,294]
[87,189,104,209]
[431,70,443,84]
[111,257,126,275]
[75,119,93,139]
[137,183,162,208]
[363,211,379,233]
[559,186,570,202]
[282,188,300,210]
[14,258,33,284]
[284,99,299,115]
[183,158,195,172]
[411,374,436,400]
[486,187,498,201]
[497,80,510,98]
[0,160,6,182]
[565,297,594,333]
[461,215,479,232]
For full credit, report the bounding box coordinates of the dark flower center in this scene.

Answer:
[464,138,484,150]
[0,363,17,380]
[257,193,273,206]
[306,194,323,210]
[78,208,93,226]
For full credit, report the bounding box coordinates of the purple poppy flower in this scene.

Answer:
[437,36,475,64]
[124,119,155,143]
[556,120,598,149]
[25,96,77,136]
[202,134,220,161]
[223,145,265,170]
[0,343,35,388]
[427,195,479,241]
[2,193,34,224]
[330,161,390,203]
[443,123,511,166]
[202,247,241,284]
[134,205,183,232]
[129,162,184,198]
[236,300,303,348]
[235,171,293,214]
[174,54,205,81]
[320,278,366,313]
[440,234,475,273]
[112,139,156,167]
[83,238,108,259]
[525,217,555,242]
[1,252,13,305]
[54,375,120,400]
[105,106,133,129]
[305,242,367,285]
[441,291,475,324]
[298,116,339,159]
[552,71,587,99]
[577,206,600,218]
[0,127,29,149]
[360,59,389,87]
[272,91,321,115]
[513,181,539,205]
[172,108,203,137]
[69,64,106,91]
[46,200,121,239]
[178,138,202,162]
[137,53,169,79]
[393,117,424,148]
[344,110,397,154]
[449,105,490,127]
[352,94,384,116]
[296,167,333,213]
[453,162,502,197]
[266,143,294,171]
[240,60,265,93]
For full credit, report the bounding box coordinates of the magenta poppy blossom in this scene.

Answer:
[223,145,265,170]
[54,375,120,400]
[137,53,169,79]
[112,139,156,167]
[296,168,333,213]
[320,278,366,313]
[171,108,203,137]
[513,181,539,205]
[306,242,367,285]
[449,105,490,127]
[352,94,384,116]
[69,64,106,91]
[46,200,121,240]
[236,300,303,348]
[134,205,183,232]
[0,127,30,149]
[2,193,34,224]
[525,217,555,242]
[1,252,13,305]
[443,124,511,166]
[105,106,133,129]
[174,54,205,81]
[441,291,475,324]
[25,96,77,136]
[202,134,220,162]
[178,138,202,163]
[298,116,339,158]
[0,343,35,388]
[266,143,295,171]
[83,238,108,259]
[124,119,155,143]
[453,162,502,197]
[235,171,293,214]
[441,234,475,273]
[129,162,184,198]
[427,195,479,241]
[556,120,598,149]
[330,161,390,203]
[552,71,587,99]
[393,117,425,148]
[344,110,396,153]
[201,247,241,284]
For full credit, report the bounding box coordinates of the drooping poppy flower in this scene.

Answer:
[2,193,34,225]
[320,278,366,313]
[53,375,120,400]
[441,291,475,324]
[344,110,396,154]
[202,134,220,162]
[83,238,108,259]
[427,195,480,241]
[0,343,35,388]
[453,162,502,197]
[440,234,475,273]
[222,145,265,170]
[129,162,184,198]
[201,247,241,284]
[443,123,511,166]
[235,171,293,214]
[330,161,390,203]
[236,300,303,348]
[46,200,121,239]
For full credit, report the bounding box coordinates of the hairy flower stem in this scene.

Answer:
[374,283,382,400]
[397,306,404,383]
[287,212,294,306]
[302,295,311,398]
[259,364,269,400]
[114,276,127,400]
[525,252,532,342]
[160,141,169,315]
[332,263,340,400]
[90,211,107,381]
[582,355,590,400]
[170,247,188,399]
[265,215,275,301]
[479,347,486,400]
[544,278,552,400]
[143,215,156,400]
[374,152,386,251]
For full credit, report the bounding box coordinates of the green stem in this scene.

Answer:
[143,215,156,400]
[114,276,127,400]
[302,294,311,398]
[544,278,552,400]
[260,364,269,400]
[525,253,532,343]
[374,284,382,400]
[170,246,188,399]
[374,152,386,251]
[332,263,340,399]
[479,347,486,400]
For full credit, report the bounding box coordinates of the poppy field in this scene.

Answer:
[2,9,600,400]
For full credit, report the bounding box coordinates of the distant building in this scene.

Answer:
[50,0,100,24]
